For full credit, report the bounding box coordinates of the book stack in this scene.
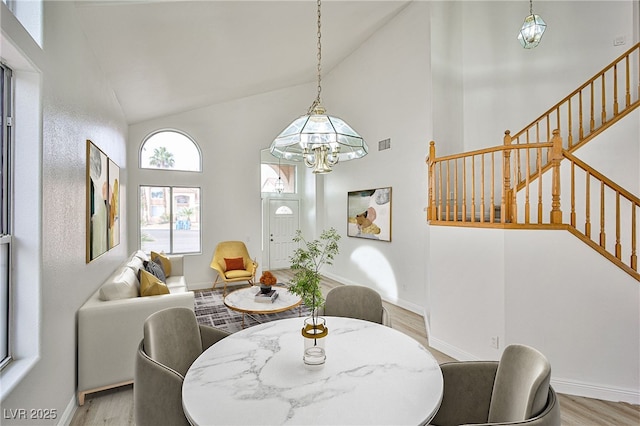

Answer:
[255,289,279,303]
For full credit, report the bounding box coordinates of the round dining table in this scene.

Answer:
[182,316,443,425]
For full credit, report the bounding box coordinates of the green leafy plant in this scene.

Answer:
[288,228,340,317]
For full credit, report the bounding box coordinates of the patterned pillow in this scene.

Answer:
[151,251,172,277]
[142,259,166,283]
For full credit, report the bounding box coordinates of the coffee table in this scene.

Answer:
[223,285,302,327]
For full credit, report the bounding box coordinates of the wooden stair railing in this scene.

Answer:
[508,42,639,189]
[426,134,557,226]
[426,131,640,281]
[563,151,639,280]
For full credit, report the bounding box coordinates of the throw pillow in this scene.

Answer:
[224,257,245,271]
[151,251,172,277]
[98,267,139,301]
[143,259,166,283]
[139,269,170,297]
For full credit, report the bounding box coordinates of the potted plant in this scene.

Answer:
[259,270,277,294]
[287,227,340,365]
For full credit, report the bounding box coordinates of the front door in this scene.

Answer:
[268,199,299,269]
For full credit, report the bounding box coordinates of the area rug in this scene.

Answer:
[194,288,311,334]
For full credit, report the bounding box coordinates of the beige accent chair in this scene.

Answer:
[134,307,229,426]
[316,285,391,327]
[430,344,560,426]
[210,241,258,295]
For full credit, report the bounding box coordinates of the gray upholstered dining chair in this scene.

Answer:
[430,344,561,426]
[316,285,391,327]
[134,307,230,426]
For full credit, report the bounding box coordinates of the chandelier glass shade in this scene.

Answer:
[518,0,546,49]
[269,0,367,174]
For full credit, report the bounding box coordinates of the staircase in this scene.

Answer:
[426,42,640,281]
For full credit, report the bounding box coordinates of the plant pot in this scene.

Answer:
[301,316,328,366]
[260,284,272,294]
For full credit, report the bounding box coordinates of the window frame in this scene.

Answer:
[0,63,14,370]
[138,185,202,255]
[139,129,203,172]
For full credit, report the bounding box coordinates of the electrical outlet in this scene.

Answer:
[490,336,499,349]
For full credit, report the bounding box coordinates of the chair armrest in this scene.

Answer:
[199,324,231,351]
[247,259,258,275]
[210,260,224,276]
[134,342,189,426]
[167,255,184,276]
[381,306,391,327]
[431,361,498,426]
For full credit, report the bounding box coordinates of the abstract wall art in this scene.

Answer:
[347,187,392,242]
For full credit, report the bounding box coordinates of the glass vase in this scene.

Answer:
[301,316,328,366]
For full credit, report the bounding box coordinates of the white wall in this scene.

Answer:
[1,1,128,423]
[128,84,314,288]
[427,0,640,404]
[461,1,638,150]
[314,1,432,313]
[430,226,640,403]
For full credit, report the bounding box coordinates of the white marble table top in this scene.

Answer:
[182,317,443,426]
[224,285,302,314]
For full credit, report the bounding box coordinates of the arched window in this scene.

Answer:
[275,206,294,215]
[140,130,201,172]
[138,130,202,254]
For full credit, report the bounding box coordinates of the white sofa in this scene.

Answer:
[77,251,194,405]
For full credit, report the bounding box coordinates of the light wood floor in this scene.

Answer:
[71,272,640,425]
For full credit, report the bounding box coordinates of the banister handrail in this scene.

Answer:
[426,134,639,281]
[564,151,640,205]
[511,42,640,144]
[509,42,639,189]
[425,44,640,280]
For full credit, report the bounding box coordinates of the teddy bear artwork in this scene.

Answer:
[347,187,391,241]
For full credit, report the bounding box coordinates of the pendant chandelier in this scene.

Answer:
[269,0,368,174]
[517,0,546,49]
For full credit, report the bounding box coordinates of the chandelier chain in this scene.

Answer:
[309,0,322,113]
[529,0,533,15]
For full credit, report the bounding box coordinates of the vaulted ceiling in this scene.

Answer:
[75,1,411,124]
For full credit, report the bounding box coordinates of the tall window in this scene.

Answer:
[139,130,202,254]
[0,64,13,369]
[139,186,201,254]
[140,130,201,172]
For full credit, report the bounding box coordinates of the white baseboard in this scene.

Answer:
[188,281,214,291]
[429,336,479,362]
[551,377,640,405]
[188,281,254,292]
[57,395,77,426]
[429,337,640,404]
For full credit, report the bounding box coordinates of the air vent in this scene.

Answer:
[378,138,391,151]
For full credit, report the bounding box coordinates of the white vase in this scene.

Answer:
[301,316,328,366]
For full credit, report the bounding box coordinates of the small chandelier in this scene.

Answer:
[269,0,368,174]
[275,158,285,193]
[517,0,546,49]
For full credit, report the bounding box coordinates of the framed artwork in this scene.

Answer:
[347,187,392,242]
[108,159,120,249]
[86,140,120,262]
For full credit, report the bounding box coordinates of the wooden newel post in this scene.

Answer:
[503,130,512,223]
[427,141,437,221]
[550,129,563,224]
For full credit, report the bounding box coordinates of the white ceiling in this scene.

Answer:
[74,1,411,124]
